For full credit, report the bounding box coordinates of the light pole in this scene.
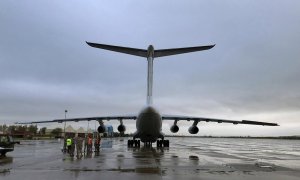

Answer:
[64,110,68,137]
[63,110,67,152]
[87,120,90,134]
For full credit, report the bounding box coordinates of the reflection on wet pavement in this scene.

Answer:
[0,137,300,180]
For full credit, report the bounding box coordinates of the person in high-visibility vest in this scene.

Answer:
[66,137,72,154]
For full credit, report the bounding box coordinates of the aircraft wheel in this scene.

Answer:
[134,140,138,147]
[163,140,169,147]
[156,140,161,147]
[137,140,140,147]
[145,142,151,147]
[127,140,133,147]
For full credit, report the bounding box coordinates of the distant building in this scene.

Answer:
[106,125,114,137]
[76,127,86,137]
[86,128,93,134]
[64,125,76,138]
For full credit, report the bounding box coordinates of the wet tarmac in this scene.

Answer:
[1,137,300,180]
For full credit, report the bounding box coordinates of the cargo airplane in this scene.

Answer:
[16,42,278,147]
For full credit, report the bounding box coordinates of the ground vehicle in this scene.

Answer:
[0,134,17,156]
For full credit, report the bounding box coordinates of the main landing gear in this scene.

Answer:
[127,139,140,147]
[127,139,169,148]
[156,140,169,147]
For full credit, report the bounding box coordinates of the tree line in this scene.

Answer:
[0,124,62,136]
[0,124,38,134]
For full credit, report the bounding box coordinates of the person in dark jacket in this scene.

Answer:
[94,135,101,152]
[76,136,83,158]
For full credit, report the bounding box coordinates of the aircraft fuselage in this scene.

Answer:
[134,106,163,143]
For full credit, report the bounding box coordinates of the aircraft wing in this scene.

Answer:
[86,42,147,57]
[154,45,215,58]
[15,115,137,125]
[15,114,278,126]
[162,115,279,126]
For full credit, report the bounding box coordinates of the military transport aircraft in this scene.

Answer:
[16,42,278,147]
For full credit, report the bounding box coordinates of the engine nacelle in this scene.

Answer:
[170,124,179,133]
[97,125,106,133]
[117,124,126,133]
[188,125,199,134]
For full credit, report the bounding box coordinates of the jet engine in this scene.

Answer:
[170,124,179,133]
[117,124,126,133]
[188,125,199,134]
[97,125,106,133]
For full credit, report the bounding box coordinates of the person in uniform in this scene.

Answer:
[66,136,72,154]
[87,134,93,155]
[76,135,83,158]
[63,136,67,153]
[94,135,101,152]
[84,135,88,154]
[70,136,75,157]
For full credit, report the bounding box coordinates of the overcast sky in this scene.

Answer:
[0,0,300,136]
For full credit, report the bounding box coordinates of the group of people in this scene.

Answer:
[64,134,101,158]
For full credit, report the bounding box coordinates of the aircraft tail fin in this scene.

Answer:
[154,45,215,58]
[86,42,148,57]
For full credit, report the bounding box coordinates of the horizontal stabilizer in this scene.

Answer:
[86,42,215,59]
[86,42,147,57]
[154,45,215,58]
